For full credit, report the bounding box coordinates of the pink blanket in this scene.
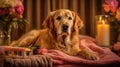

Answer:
[40,35,120,67]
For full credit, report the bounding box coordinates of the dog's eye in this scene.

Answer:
[56,16,61,20]
[68,17,72,20]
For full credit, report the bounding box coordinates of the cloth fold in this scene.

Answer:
[0,55,52,67]
[53,39,120,67]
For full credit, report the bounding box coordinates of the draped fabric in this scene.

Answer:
[12,0,104,41]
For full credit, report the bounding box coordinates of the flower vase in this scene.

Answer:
[0,34,11,46]
[110,27,119,45]
[0,28,11,46]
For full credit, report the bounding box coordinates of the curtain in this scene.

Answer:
[12,0,104,41]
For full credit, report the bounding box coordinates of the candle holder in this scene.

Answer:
[96,15,110,47]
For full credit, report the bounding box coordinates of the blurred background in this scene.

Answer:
[12,0,104,41]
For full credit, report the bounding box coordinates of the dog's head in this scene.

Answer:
[42,9,83,37]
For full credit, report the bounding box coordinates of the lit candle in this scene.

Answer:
[96,20,110,47]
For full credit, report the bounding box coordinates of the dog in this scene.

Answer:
[11,9,99,60]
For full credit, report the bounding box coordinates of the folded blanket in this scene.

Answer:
[0,55,52,67]
[53,39,120,67]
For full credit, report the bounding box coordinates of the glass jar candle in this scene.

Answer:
[96,15,110,47]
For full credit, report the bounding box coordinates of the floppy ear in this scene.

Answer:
[73,12,84,32]
[42,12,54,31]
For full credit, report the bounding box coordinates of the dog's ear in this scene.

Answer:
[42,12,54,30]
[72,12,84,32]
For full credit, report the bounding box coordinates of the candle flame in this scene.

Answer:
[102,20,105,24]
[99,16,102,20]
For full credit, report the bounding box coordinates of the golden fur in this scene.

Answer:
[11,9,99,60]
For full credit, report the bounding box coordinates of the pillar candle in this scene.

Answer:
[96,21,110,47]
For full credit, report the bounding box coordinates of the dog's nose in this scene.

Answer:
[62,24,68,32]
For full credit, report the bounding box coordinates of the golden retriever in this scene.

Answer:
[11,9,99,60]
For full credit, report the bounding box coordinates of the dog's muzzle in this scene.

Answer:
[62,24,68,32]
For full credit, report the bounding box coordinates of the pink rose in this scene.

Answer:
[15,4,24,15]
[103,0,118,13]
[38,48,48,55]
[110,0,118,13]
[103,3,111,12]
[114,42,120,52]
[14,0,24,15]
[9,7,15,14]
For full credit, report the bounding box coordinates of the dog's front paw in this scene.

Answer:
[78,50,99,60]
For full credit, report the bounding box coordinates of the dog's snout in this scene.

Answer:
[62,24,68,32]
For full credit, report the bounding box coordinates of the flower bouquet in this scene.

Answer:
[0,0,28,45]
[103,0,120,30]
[102,0,120,45]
